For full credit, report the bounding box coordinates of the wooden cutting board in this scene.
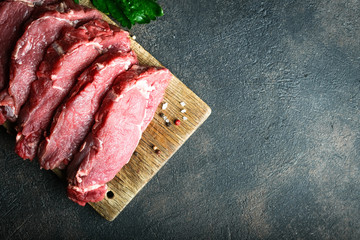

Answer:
[53,0,211,221]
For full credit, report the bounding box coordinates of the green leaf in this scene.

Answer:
[73,0,79,4]
[116,0,137,26]
[92,0,110,15]
[91,0,164,28]
[106,0,132,29]
[142,0,164,19]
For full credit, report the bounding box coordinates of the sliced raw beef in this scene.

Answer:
[0,0,62,124]
[15,19,131,160]
[38,50,138,170]
[0,2,102,123]
[0,1,33,103]
[67,65,171,206]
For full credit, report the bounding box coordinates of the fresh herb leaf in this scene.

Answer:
[109,1,132,28]
[73,0,79,4]
[90,0,164,29]
[92,0,109,14]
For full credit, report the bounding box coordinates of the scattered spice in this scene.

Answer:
[152,145,158,151]
[180,101,186,106]
[155,149,161,155]
[180,109,186,113]
[131,35,136,40]
[162,102,168,110]
[182,116,188,121]
[174,119,181,125]
[159,112,173,127]
[133,151,138,156]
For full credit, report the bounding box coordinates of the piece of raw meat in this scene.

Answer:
[67,65,171,206]
[0,0,62,125]
[0,1,102,123]
[0,1,33,103]
[38,50,137,170]
[15,19,131,160]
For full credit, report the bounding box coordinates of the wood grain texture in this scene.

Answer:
[75,0,211,221]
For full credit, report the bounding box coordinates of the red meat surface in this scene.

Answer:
[0,1,33,107]
[0,1,101,123]
[67,65,171,206]
[38,50,137,170]
[15,19,130,160]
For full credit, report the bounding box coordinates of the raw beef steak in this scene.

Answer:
[0,1,33,104]
[0,1,101,122]
[38,50,137,170]
[0,0,62,124]
[15,19,130,160]
[67,65,171,206]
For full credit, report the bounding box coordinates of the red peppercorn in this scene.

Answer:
[174,119,181,125]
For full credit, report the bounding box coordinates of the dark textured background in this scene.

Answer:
[1,0,360,239]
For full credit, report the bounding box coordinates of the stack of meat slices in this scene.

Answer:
[0,0,172,206]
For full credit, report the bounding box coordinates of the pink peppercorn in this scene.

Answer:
[174,119,181,125]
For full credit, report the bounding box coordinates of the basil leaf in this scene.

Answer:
[92,0,109,15]
[106,0,131,29]
[90,0,164,28]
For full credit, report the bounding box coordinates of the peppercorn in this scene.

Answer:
[159,112,164,118]
[174,119,181,125]
[155,149,161,155]
[133,151,138,156]
[165,122,171,127]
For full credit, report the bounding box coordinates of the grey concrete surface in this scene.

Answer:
[1,0,360,239]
